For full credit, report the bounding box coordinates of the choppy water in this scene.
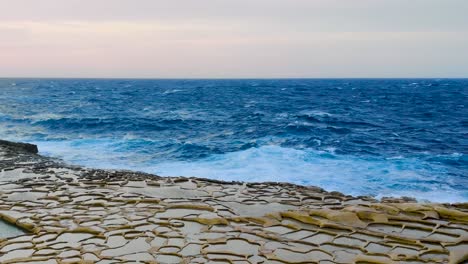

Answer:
[0,78,466,202]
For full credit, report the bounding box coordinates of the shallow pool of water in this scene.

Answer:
[0,220,25,238]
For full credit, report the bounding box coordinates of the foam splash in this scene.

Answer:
[36,141,466,203]
[154,146,465,203]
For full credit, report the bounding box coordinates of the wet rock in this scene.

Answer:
[0,140,38,154]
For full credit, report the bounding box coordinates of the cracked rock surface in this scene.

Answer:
[0,140,467,263]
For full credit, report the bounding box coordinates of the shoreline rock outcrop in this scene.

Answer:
[0,139,38,154]
[0,139,467,263]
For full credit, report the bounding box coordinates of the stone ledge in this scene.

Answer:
[0,140,467,263]
[0,140,38,154]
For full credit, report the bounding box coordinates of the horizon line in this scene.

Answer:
[1,77,468,80]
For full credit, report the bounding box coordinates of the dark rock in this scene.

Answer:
[329,191,345,197]
[0,139,38,154]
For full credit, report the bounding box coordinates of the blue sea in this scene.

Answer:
[0,78,466,202]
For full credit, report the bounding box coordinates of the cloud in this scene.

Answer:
[0,0,467,77]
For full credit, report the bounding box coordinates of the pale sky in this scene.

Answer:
[1,0,467,78]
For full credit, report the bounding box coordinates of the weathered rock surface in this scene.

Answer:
[0,140,467,263]
[0,139,38,154]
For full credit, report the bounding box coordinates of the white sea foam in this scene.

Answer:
[298,110,333,117]
[154,147,466,202]
[162,89,183,95]
[28,113,68,123]
[35,141,466,203]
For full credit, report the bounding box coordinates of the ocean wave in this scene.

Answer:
[153,146,466,202]
[297,110,333,118]
[28,113,70,123]
[1,78,467,202]
[34,140,467,202]
[162,89,183,95]
[29,116,208,133]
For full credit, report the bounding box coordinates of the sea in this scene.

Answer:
[0,78,466,202]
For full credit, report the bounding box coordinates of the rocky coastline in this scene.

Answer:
[0,139,467,263]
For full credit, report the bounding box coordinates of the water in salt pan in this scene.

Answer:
[0,219,25,238]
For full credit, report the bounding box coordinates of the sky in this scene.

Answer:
[1,0,467,78]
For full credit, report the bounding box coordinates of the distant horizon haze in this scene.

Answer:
[2,77,468,80]
[1,0,467,78]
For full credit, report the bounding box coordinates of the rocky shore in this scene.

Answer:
[0,140,467,263]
